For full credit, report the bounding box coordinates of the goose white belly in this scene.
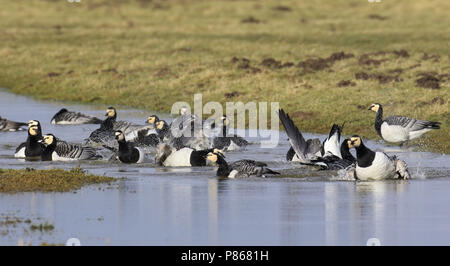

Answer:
[52,152,76,161]
[380,123,408,143]
[135,147,145,164]
[356,152,395,180]
[163,148,193,167]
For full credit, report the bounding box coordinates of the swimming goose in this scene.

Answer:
[345,135,410,180]
[14,120,45,159]
[50,108,102,125]
[369,103,441,145]
[206,152,280,178]
[0,116,27,132]
[40,134,101,161]
[115,130,145,164]
[213,115,248,151]
[155,143,222,167]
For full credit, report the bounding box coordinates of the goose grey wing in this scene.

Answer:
[56,141,99,160]
[230,160,259,176]
[278,109,308,162]
[383,116,438,131]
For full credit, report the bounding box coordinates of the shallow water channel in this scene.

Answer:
[0,89,449,245]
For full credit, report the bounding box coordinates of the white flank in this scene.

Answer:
[355,152,395,180]
[380,123,408,143]
[163,148,193,167]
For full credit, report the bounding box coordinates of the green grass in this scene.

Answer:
[0,167,116,193]
[0,0,448,152]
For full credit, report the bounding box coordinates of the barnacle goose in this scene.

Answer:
[50,108,102,125]
[206,152,280,178]
[345,135,410,180]
[115,130,145,164]
[369,103,441,145]
[0,116,27,132]
[40,134,101,161]
[155,143,222,167]
[213,115,248,151]
[14,120,44,159]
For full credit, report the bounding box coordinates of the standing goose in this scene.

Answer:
[346,135,410,180]
[0,116,27,132]
[14,120,44,159]
[155,143,222,167]
[40,134,101,161]
[206,152,280,178]
[369,103,441,145]
[51,108,102,125]
[213,115,248,151]
[115,130,145,164]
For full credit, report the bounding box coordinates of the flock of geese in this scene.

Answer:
[0,103,441,180]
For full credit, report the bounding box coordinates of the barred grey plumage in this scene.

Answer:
[0,116,27,132]
[230,160,269,177]
[57,140,98,160]
[384,116,440,131]
[51,108,102,125]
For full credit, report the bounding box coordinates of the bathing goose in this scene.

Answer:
[14,120,45,159]
[155,143,222,167]
[115,130,145,164]
[279,109,325,163]
[206,152,279,178]
[369,103,441,145]
[346,135,410,180]
[321,123,344,158]
[50,108,102,125]
[309,139,356,170]
[40,134,101,161]
[156,120,211,150]
[87,107,154,146]
[169,107,212,150]
[213,115,248,151]
[0,116,27,132]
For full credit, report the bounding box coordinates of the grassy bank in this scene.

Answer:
[0,0,448,152]
[0,168,115,193]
